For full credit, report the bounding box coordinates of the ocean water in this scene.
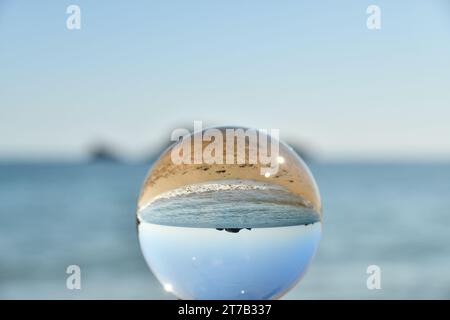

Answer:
[138,180,320,228]
[1,162,450,299]
[137,181,321,299]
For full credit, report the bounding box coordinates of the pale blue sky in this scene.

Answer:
[0,0,449,161]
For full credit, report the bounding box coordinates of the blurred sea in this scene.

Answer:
[1,162,450,299]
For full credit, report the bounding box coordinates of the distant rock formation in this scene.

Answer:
[286,141,314,164]
[143,141,175,165]
[88,144,121,163]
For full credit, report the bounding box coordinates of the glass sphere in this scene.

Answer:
[137,126,322,299]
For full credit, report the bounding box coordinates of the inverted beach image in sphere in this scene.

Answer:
[137,126,322,300]
[138,126,321,214]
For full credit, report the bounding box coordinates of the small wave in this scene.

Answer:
[144,180,286,208]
